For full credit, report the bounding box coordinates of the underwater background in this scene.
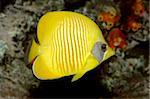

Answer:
[0,0,149,98]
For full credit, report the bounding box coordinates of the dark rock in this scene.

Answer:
[0,0,15,12]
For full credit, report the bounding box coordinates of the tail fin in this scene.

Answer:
[28,39,40,63]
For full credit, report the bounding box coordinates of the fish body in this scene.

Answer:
[29,11,114,81]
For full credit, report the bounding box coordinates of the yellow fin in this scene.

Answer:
[32,55,62,80]
[82,53,99,73]
[71,71,86,82]
[71,53,99,82]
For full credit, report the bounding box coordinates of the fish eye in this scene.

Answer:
[101,43,107,52]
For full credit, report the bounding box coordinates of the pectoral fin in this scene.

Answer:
[71,53,99,82]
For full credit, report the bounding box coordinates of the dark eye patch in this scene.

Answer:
[101,43,107,52]
[92,42,107,63]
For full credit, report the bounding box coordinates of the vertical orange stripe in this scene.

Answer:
[62,19,68,74]
[77,17,84,67]
[67,18,75,73]
[57,25,64,74]
[70,17,77,72]
[85,19,89,53]
[51,32,55,70]
[68,18,74,72]
[72,17,79,72]
[60,22,65,74]
[80,18,88,66]
[54,31,61,73]
[53,33,57,70]
[65,18,71,73]
[74,16,81,71]
[49,36,53,68]
[82,18,88,52]
[56,28,60,73]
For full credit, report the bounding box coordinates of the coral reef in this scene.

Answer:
[99,54,149,98]
[0,40,8,63]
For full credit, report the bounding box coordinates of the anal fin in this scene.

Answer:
[71,71,86,82]
[71,54,99,82]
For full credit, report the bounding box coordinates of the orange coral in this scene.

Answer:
[121,15,142,32]
[108,28,127,49]
[97,12,120,30]
[132,0,145,17]
[127,19,142,32]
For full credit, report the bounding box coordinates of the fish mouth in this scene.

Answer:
[103,46,115,61]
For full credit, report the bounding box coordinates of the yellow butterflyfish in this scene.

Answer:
[28,11,115,82]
